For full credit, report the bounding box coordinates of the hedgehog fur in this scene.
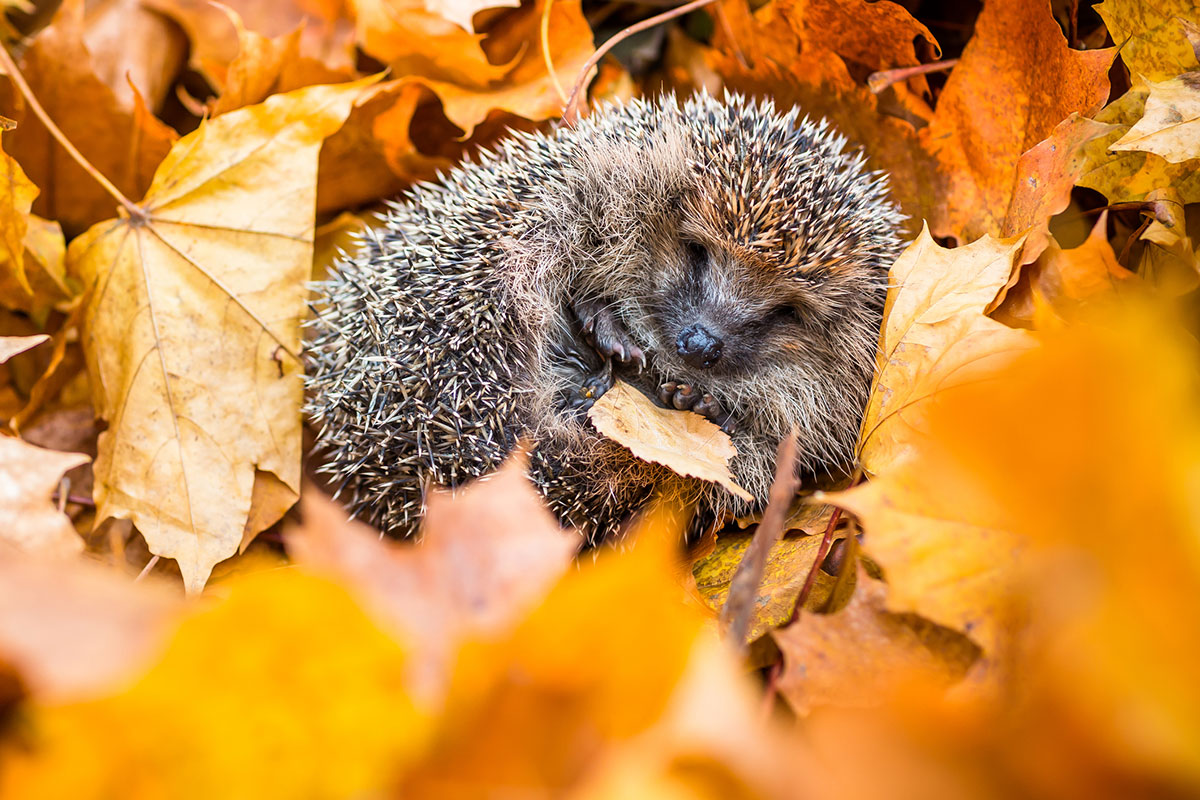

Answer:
[306,92,905,542]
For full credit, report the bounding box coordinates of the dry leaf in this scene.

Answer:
[0,0,178,235]
[68,77,378,592]
[0,557,178,699]
[0,137,38,296]
[1112,72,1200,164]
[1097,0,1200,82]
[589,380,753,503]
[0,435,87,557]
[0,334,47,363]
[82,0,188,111]
[774,570,979,716]
[423,0,520,34]
[858,227,1036,475]
[993,214,1139,328]
[0,571,429,799]
[917,0,1112,244]
[287,452,579,701]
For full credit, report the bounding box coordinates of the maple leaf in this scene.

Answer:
[857,226,1036,475]
[917,0,1113,244]
[287,452,579,702]
[67,77,378,592]
[1097,0,1200,81]
[1112,71,1200,164]
[774,569,979,716]
[0,435,87,558]
[0,0,178,235]
[0,571,429,799]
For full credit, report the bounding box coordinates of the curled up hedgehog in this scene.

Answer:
[306,92,904,542]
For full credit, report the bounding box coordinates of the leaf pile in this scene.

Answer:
[1,0,1199,797]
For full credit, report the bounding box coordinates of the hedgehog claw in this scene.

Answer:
[574,298,645,373]
[657,382,735,432]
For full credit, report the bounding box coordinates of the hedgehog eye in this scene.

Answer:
[774,304,803,324]
[684,240,708,272]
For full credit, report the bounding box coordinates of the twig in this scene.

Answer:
[562,0,718,125]
[540,0,569,106]
[1118,213,1153,268]
[787,505,841,624]
[867,58,959,94]
[0,43,145,222]
[719,430,799,651]
[135,555,160,582]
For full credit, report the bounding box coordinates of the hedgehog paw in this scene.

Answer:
[565,359,615,415]
[574,298,646,371]
[657,382,737,433]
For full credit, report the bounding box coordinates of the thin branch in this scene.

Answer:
[867,58,959,94]
[719,430,799,652]
[787,505,841,624]
[0,43,145,222]
[562,0,718,125]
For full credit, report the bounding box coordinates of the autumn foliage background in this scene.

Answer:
[0,0,1198,796]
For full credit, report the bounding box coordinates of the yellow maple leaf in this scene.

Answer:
[68,76,379,591]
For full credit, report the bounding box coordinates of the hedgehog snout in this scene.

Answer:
[676,323,723,369]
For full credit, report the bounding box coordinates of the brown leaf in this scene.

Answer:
[589,380,753,503]
[993,214,1139,328]
[1097,0,1200,81]
[0,557,179,699]
[0,0,178,236]
[82,0,188,112]
[858,227,1036,475]
[69,78,377,592]
[774,570,979,716]
[287,453,580,701]
[423,0,520,34]
[917,0,1113,244]
[0,435,87,557]
[1112,72,1200,164]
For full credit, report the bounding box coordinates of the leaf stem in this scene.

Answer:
[867,58,959,94]
[0,43,145,222]
[562,0,718,125]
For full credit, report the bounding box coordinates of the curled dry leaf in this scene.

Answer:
[0,0,178,236]
[773,569,979,716]
[0,435,88,557]
[589,380,753,503]
[69,77,378,592]
[0,138,38,296]
[82,0,188,111]
[423,0,520,34]
[0,334,48,363]
[287,453,579,703]
[1112,72,1200,164]
[858,226,1036,475]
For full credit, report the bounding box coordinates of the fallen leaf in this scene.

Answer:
[396,526,705,796]
[1112,71,1200,163]
[0,435,87,557]
[287,452,579,702]
[0,571,430,799]
[589,380,753,503]
[916,0,1112,244]
[1096,0,1200,81]
[993,214,1139,328]
[0,0,178,235]
[693,523,836,643]
[82,0,188,112]
[0,557,179,700]
[858,227,1036,474]
[0,334,47,363]
[424,0,520,34]
[774,569,979,716]
[68,77,377,592]
[0,137,38,296]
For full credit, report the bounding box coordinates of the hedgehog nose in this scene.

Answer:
[676,324,723,369]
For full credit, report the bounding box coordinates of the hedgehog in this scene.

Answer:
[306,92,904,542]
